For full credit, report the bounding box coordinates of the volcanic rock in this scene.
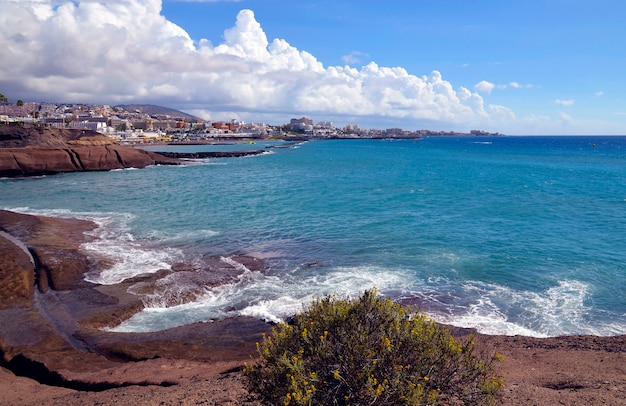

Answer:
[0,145,179,177]
[0,210,270,394]
[0,126,179,177]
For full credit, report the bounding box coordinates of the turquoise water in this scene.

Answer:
[2,137,626,337]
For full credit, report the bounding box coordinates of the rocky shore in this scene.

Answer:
[0,126,283,178]
[0,210,625,405]
[157,150,267,159]
[0,210,270,405]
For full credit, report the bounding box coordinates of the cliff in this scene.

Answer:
[0,145,179,177]
[0,126,179,177]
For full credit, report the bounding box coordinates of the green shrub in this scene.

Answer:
[245,289,503,405]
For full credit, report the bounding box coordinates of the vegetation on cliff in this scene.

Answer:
[245,289,503,405]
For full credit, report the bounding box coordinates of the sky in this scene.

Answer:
[1,0,625,135]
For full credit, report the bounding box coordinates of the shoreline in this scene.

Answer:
[2,207,625,340]
[5,208,618,338]
[0,209,625,405]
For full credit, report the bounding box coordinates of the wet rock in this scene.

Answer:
[157,150,265,159]
[0,210,269,390]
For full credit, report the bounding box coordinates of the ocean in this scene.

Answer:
[2,136,625,337]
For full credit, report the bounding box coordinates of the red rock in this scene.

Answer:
[0,233,34,309]
[0,209,269,392]
[0,145,178,177]
[0,126,180,177]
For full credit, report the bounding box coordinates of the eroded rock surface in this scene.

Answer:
[0,145,178,177]
[0,126,179,177]
[0,210,269,393]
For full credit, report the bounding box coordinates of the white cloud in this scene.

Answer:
[595,91,604,96]
[1,2,502,129]
[508,82,533,89]
[475,80,533,94]
[2,0,613,134]
[555,99,575,106]
[475,80,495,94]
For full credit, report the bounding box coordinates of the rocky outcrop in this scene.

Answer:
[0,210,270,392]
[0,232,35,309]
[0,125,181,177]
[158,150,266,159]
[0,145,179,177]
[0,210,99,293]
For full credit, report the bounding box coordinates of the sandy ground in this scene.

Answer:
[1,333,625,406]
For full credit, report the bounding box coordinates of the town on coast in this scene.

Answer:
[1,100,502,143]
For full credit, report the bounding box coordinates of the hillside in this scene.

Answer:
[114,104,202,121]
[0,126,110,148]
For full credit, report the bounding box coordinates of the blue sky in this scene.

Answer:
[1,0,625,134]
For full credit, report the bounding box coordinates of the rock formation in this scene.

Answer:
[0,145,179,177]
[0,210,269,392]
[0,126,179,177]
[157,150,266,159]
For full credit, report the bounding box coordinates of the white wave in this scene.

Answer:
[4,206,89,218]
[239,265,414,323]
[3,212,621,336]
[81,215,182,285]
[83,240,176,285]
[219,255,252,272]
[179,160,228,166]
[424,279,625,337]
[100,256,626,336]
[432,295,549,337]
[105,261,612,336]
[524,280,600,336]
[108,264,412,332]
[4,207,181,285]
[145,228,220,244]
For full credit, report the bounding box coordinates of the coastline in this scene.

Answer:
[0,210,624,405]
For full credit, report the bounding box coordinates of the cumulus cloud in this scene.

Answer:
[0,0,515,129]
[474,81,495,94]
[555,99,575,106]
